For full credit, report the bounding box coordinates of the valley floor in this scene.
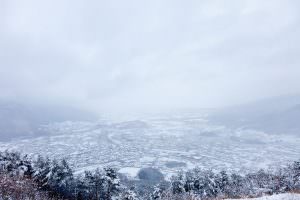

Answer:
[0,114,300,178]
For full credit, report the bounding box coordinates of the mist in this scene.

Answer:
[1,0,300,115]
[2,2,300,199]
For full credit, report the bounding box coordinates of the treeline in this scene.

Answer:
[152,161,300,200]
[0,150,299,200]
[0,151,136,200]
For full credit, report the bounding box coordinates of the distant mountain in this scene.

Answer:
[210,94,300,134]
[0,101,97,141]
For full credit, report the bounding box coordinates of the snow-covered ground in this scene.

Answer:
[228,193,300,200]
[0,112,299,177]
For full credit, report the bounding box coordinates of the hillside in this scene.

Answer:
[210,95,300,135]
[228,193,300,200]
[0,101,97,141]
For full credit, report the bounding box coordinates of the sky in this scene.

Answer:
[1,0,300,114]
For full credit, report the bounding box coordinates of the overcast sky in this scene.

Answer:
[1,0,300,114]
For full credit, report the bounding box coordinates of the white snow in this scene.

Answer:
[118,167,140,178]
[227,193,300,200]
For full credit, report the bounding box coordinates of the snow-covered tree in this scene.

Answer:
[0,150,33,177]
[216,170,230,197]
[33,155,51,189]
[103,167,120,200]
[171,172,185,194]
[291,160,300,189]
[122,188,139,200]
[0,173,51,200]
[151,184,165,200]
[228,173,246,198]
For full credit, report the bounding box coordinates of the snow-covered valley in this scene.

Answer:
[1,113,299,178]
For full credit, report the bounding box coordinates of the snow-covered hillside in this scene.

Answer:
[211,95,300,135]
[0,101,96,141]
[228,193,300,200]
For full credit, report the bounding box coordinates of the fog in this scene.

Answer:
[1,0,300,114]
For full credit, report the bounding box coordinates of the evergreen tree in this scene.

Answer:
[33,155,51,189]
[228,173,245,198]
[151,184,164,200]
[217,170,230,196]
[171,172,185,194]
[123,189,139,200]
[291,160,300,189]
[103,167,120,200]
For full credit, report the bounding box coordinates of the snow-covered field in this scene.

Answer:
[228,193,300,200]
[0,113,299,177]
